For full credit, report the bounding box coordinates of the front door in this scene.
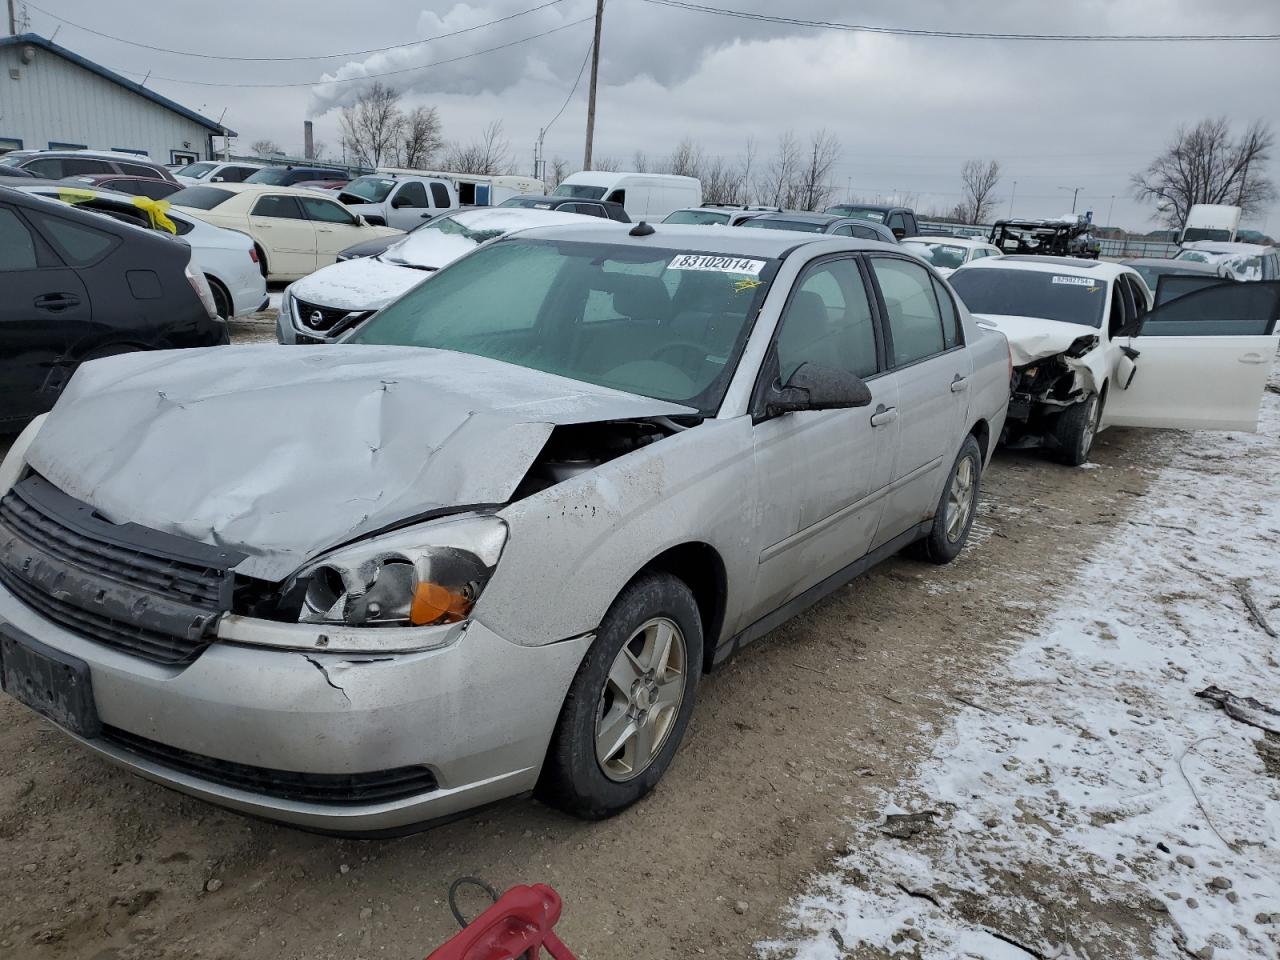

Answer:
[866,256,970,548]
[300,195,372,267]
[746,255,896,624]
[247,194,317,279]
[0,204,92,427]
[1106,281,1280,431]
[386,181,431,231]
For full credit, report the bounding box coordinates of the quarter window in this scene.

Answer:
[870,257,946,366]
[301,196,356,225]
[430,182,451,208]
[251,195,307,220]
[775,258,879,381]
[930,275,962,349]
[27,210,116,265]
[0,206,39,270]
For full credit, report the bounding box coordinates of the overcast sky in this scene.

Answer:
[22,0,1280,231]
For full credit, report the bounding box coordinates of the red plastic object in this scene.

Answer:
[425,884,577,960]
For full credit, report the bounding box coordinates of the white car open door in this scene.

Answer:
[1105,281,1280,432]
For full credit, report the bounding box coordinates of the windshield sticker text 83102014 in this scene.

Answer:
[1052,275,1098,289]
[668,254,767,276]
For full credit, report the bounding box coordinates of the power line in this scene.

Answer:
[544,37,595,135]
[23,0,571,61]
[80,17,595,88]
[637,0,1280,42]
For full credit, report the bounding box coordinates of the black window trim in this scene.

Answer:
[866,252,964,372]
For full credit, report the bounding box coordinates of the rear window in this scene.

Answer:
[949,268,1107,328]
[833,207,887,224]
[169,186,236,210]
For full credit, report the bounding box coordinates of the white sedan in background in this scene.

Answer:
[10,183,267,318]
[901,236,1002,276]
[169,184,402,282]
[278,207,591,343]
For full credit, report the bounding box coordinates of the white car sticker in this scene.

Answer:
[1052,275,1099,288]
[668,254,766,275]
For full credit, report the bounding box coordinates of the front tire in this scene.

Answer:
[537,572,703,820]
[910,434,982,565]
[1054,392,1099,466]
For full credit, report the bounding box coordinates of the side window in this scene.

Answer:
[394,181,428,208]
[134,180,176,200]
[62,158,115,177]
[117,162,156,178]
[300,196,357,225]
[1140,282,1280,337]
[832,224,854,237]
[430,182,451,208]
[250,194,307,220]
[930,275,962,349]
[569,203,606,218]
[606,189,626,205]
[26,210,117,265]
[0,207,39,270]
[869,257,946,367]
[775,257,879,382]
[23,157,64,178]
[228,166,257,182]
[887,212,906,235]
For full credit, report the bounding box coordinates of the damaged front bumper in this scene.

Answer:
[0,581,591,833]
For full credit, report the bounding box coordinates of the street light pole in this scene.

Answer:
[1106,194,1116,227]
[582,0,605,172]
[1059,185,1083,214]
[1008,180,1016,218]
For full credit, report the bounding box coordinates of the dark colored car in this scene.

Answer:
[63,174,183,200]
[0,165,35,179]
[244,166,351,187]
[333,208,478,261]
[499,194,630,222]
[0,150,179,185]
[741,211,899,243]
[824,204,920,239]
[0,187,227,431]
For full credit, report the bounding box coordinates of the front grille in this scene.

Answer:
[293,298,371,335]
[103,726,439,805]
[0,476,243,666]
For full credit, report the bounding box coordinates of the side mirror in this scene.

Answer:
[390,194,408,208]
[767,362,873,416]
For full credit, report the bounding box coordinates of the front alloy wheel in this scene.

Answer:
[596,617,687,782]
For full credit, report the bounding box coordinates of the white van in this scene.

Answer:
[1180,204,1242,243]
[338,173,459,230]
[553,172,702,223]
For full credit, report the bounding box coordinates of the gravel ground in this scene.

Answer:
[0,322,1209,959]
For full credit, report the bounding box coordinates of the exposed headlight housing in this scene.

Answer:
[288,514,508,629]
[0,413,47,498]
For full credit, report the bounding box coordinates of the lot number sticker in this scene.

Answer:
[1052,275,1098,288]
[668,254,766,276]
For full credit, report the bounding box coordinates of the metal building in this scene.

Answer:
[0,33,232,165]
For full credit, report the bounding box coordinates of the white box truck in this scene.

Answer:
[1180,204,1242,243]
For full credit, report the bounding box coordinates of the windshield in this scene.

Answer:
[950,268,1107,328]
[351,239,777,412]
[0,154,25,167]
[380,214,506,268]
[741,218,825,233]
[1182,227,1232,242]
[342,176,396,203]
[552,183,607,200]
[663,210,730,225]
[168,185,236,210]
[903,241,967,269]
[831,206,887,223]
[176,161,217,179]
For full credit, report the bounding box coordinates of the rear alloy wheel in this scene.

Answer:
[909,434,983,565]
[1054,392,1100,466]
[537,572,702,819]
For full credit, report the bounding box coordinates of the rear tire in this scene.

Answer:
[537,572,703,820]
[909,434,982,565]
[207,276,232,319]
[1054,392,1099,466]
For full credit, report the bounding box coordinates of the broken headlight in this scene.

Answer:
[291,515,508,628]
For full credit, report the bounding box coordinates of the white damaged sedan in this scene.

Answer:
[950,256,1280,464]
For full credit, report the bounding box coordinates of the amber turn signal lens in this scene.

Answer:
[410,582,473,626]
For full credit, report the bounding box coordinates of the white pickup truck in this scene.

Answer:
[337,174,459,230]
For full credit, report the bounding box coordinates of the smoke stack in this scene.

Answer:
[304,120,314,160]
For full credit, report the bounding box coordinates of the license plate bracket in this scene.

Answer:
[0,624,100,738]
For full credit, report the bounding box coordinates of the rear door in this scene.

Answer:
[248,194,316,278]
[0,203,93,427]
[1107,281,1280,431]
[300,195,372,267]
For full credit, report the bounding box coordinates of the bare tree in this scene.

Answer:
[665,137,703,178]
[1133,117,1276,227]
[736,137,757,205]
[592,155,622,173]
[547,157,568,189]
[339,82,405,169]
[957,159,1001,224]
[443,121,513,175]
[398,105,444,169]
[250,139,281,158]
[794,129,841,211]
[756,130,801,209]
[631,150,649,173]
[311,140,328,161]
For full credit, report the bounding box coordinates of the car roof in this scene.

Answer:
[960,255,1129,279]
[749,211,843,225]
[829,203,898,212]
[501,220,899,257]
[190,182,335,198]
[1181,240,1275,253]
[1123,257,1221,274]
[903,236,993,248]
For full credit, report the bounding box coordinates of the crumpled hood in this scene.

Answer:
[971,313,1099,367]
[26,345,696,580]
[289,256,426,312]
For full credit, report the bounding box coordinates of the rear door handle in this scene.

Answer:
[34,293,81,311]
[1239,353,1267,365]
[870,405,898,427]
[950,375,969,392]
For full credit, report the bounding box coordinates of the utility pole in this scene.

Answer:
[1058,185,1083,214]
[1008,180,1016,218]
[582,0,604,171]
[1106,194,1116,227]
[8,0,18,35]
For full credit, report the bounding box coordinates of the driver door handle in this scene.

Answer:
[35,293,81,311]
[870,404,898,428]
[950,375,969,392]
